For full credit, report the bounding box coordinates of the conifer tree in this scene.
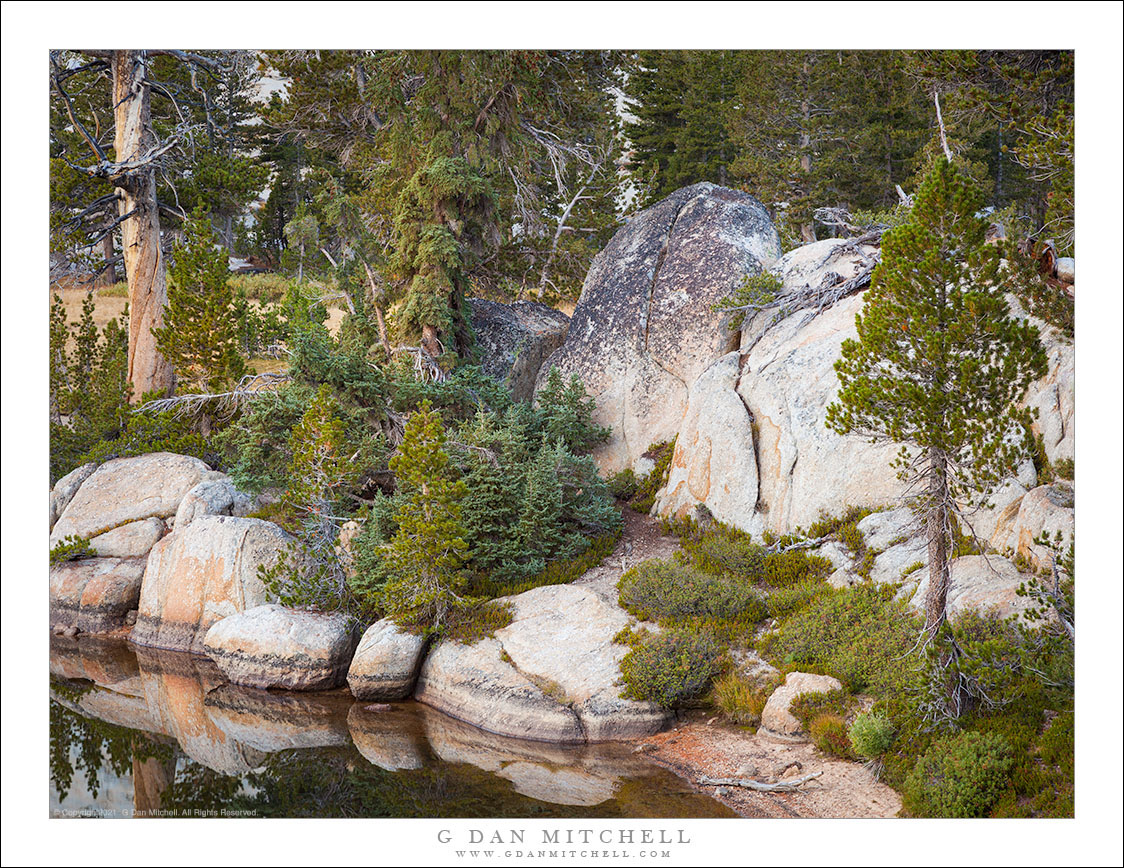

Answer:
[381,401,469,630]
[826,158,1047,644]
[516,439,567,573]
[153,206,245,394]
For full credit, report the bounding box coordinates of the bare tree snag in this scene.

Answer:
[112,50,175,400]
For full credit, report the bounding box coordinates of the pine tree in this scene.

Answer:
[154,206,245,394]
[516,439,567,573]
[381,401,469,630]
[623,50,742,204]
[826,158,1048,645]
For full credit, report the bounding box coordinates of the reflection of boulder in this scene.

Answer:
[134,645,267,775]
[50,634,142,692]
[346,703,428,772]
[497,762,616,807]
[205,683,353,752]
[419,705,649,808]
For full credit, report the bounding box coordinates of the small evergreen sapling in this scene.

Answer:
[154,206,245,394]
[381,401,470,631]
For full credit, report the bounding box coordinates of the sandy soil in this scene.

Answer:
[637,716,902,818]
[575,509,902,819]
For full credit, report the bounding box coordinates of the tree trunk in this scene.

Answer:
[113,50,174,400]
[95,223,117,288]
[924,448,951,633]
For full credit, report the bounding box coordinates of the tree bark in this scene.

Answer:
[95,221,117,288]
[924,447,951,633]
[113,50,174,400]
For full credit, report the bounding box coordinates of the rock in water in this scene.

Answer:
[760,671,843,737]
[414,585,670,743]
[204,604,360,691]
[469,298,570,402]
[50,453,211,546]
[131,515,298,654]
[49,557,147,634]
[536,183,780,475]
[347,619,429,700]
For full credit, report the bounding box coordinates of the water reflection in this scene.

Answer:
[50,636,734,819]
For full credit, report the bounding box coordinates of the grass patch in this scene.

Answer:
[443,600,515,645]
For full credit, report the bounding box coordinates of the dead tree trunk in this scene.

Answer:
[95,220,118,288]
[112,50,174,400]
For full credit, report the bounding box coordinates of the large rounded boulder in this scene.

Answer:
[536,182,781,475]
[469,298,570,402]
[131,515,298,654]
[414,584,670,743]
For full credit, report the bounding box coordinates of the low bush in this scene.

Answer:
[808,714,853,758]
[758,582,921,695]
[709,672,767,726]
[619,627,726,709]
[848,712,896,760]
[443,600,515,645]
[902,730,1014,818]
[790,688,856,730]
[681,528,764,577]
[618,559,767,624]
[49,535,98,565]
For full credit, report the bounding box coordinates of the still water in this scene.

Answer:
[49,636,734,819]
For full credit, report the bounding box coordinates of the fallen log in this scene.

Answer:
[698,771,823,793]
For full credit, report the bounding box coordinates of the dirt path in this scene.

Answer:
[572,507,679,602]
[571,508,902,818]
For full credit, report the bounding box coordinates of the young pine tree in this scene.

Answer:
[381,401,469,630]
[154,206,245,394]
[826,158,1047,640]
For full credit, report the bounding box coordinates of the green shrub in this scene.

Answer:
[49,535,98,565]
[903,730,1014,818]
[607,468,639,501]
[709,672,766,726]
[682,528,764,577]
[759,582,921,695]
[849,712,896,759]
[790,688,856,730]
[443,600,515,645]
[618,559,767,624]
[1039,712,1074,769]
[619,628,725,709]
[628,440,675,513]
[765,575,832,618]
[762,548,832,588]
[808,714,853,758]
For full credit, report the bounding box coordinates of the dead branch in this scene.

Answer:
[698,771,823,792]
[137,372,290,420]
